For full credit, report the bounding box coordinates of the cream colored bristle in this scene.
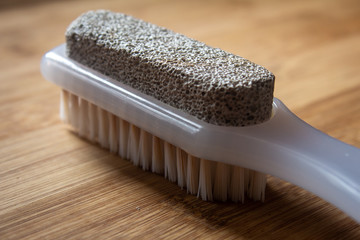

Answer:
[214,162,230,202]
[109,113,118,153]
[186,155,200,195]
[68,93,79,129]
[139,129,152,171]
[78,98,89,138]
[247,170,266,201]
[88,102,98,142]
[98,107,110,149]
[128,124,140,165]
[230,166,245,203]
[60,89,69,123]
[176,148,187,189]
[60,89,267,203]
[164,142,177,182]
[118,119,129,159]
[198,159,215,201]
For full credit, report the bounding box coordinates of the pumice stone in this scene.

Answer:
[66,10,275,126]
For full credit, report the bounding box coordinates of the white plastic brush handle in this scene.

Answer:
[41,44,360,222]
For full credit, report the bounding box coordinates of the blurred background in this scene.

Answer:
[0,0,359,239]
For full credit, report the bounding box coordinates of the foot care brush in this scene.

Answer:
[40,10,360,222]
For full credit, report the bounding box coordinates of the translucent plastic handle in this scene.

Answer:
[246,100,360,223]
[41,44,360,222]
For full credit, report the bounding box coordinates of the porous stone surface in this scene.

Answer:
[66,10,275,126]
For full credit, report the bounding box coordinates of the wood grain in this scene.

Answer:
[1,0,359,239]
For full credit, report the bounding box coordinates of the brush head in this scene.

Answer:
[66,10,275,126]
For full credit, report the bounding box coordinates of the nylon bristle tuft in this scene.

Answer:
[60,89,267,202]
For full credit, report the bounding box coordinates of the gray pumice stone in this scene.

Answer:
[66,10,275,126]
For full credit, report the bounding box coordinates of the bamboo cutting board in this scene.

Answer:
[0,0,359,239]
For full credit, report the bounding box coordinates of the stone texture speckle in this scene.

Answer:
[66,10,275,126]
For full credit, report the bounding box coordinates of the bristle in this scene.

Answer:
[109,113,118,153]
[60,89,69,123]
[118,119,129,159]
[128,124,140,165]
[139,129,152,171]
[247,170,266,201]
[176,148,187,189]
[213,162,230,202]
[198,159,215,201]
[68,93,79,130]
[62,89,267,203]
[164,142,177,182]
[98,107,110,149]
[230,166,245,203]
[186,155,200,195]
[88,102,99,142]
[78,98,89,138]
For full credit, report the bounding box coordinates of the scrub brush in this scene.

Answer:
[41,10,360,222]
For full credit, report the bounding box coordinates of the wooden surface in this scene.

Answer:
[1,0,359,239]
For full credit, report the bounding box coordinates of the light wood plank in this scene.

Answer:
[0,0,359,239]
